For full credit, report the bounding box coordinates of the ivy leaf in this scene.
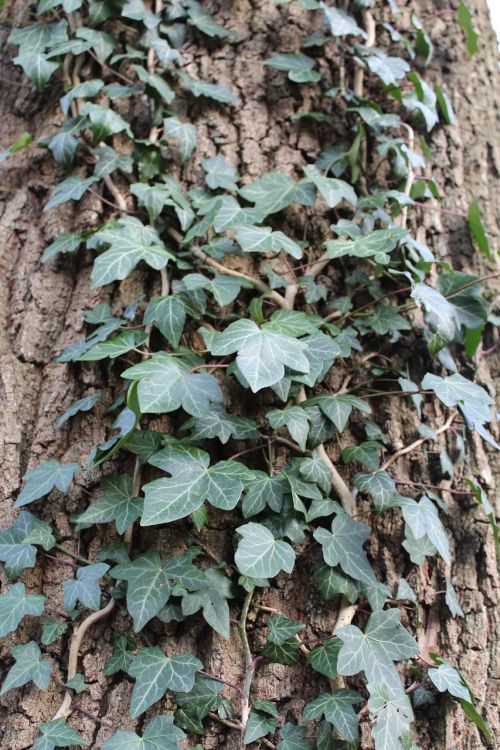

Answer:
[182,74,240,105]
[322,4,366,37]
[367,683,414,750]
[33,718,88,750]
[104,631,135,676]
[102,715,186,750]
[399,496,450,564]
[314,513,376,586]
[336,609,419,695]
[242,471,288,517]
[0,512,39,576]
[13,51,59,91]
[365,52,410,86]
[73,474,142,535]
[90,217,175,287]
[123,354,223,416]
[277,723,311,750]
[264,53,320,83]
[41,618,67,645]
[0,583,45,637]
[234,225,303,259]
[65,674,85,693]
[133,65,175,104]
[128,648,203,718]
[313,563,358,603]
[15,460,80,507]
[303,690,362,745]
[428,663,470,702]
[469,200,492,259]
[186,1,233,38]
[142,445,252,525]
[163,117,198,162]
[244,710,277,744]
[48,131,78,168]
[42,232,84,262]
[239,172,299,216]
[181,568,236,638]
[202,155,238,190]
[457,0,478,56]
[183,272,243,306]
[62,563,109,611]
[80,102,132,143]
[187,403,260,444]
[304,394,370,433]
[111,552,171,631]
[303,166,357,208]
[307,638,342,679]
[341,441,381,470]
[267,614,304,645]
[299,452,332,493]
[58,394,100,428]
[45,175,97,211]
[362,305,411,336]
[0,641,51,694]
[325,228,407,264]
[77,330,146,361]
[268,407,311,450]
[262,638,301,665]
[60,78,104,115]
[210,319,310,392]
[235,523,295,578]
[144,295,186,348]
[354,472,397,512]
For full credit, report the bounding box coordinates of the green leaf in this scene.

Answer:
[65,674,85,693]
[267,614,304,645]
[299,452,332,492]
[75,27,115,61]
[80,102,132,143]
[102,715,186,750]
[322,5,366,37]
[48,132,78,168]
[142,444,252,525]
[122,353,223,416]
[33,718,88,750]
[354,472,396,511]
[468,201,491,260]
[264,53,319,83]
[128,647,203,717]
[341,441,381,470]
[434,84,456,126]
[367,683,414,750]
[307,638,342,679]
[90,217,175,287]
[314,513,376,586]
[111,552,171,630]
[457,1,478,56]
[277,723,311,750]
[325,228,407,264]
[202,155,238,190]
[1,641,51,694]
[0,512,39,576]
[62,563,109,611]
[13,51,59,91]
[183,75,240,105]
[303,165,357,208]
[210,319,310,392]
[104,631,135,676]
[244,710,277,744]
[303,690,362,745]
[242,471,288,517]
[0,583,45,637]
[186,1,233,38]
[60,78,104,115]
[363,305,411,336]
[77,330,146,361]
[239,172,300,216]
[262,638,301,665]
[163,117,198,162]
[313,563,358,603]
[366,51,410,86]
[399,496,450,564]
[268,407,311,450]
[336,609,418,695]
[58,394,100,428]
[45,175,97,211]
[73,474,142,535]
[305,394,370,433]
[180,568,236,638]
[183,272,243,306]
[235,522,295,578]
[15,460,80,507]
[133,65,175,104]
[144,295,186,348]
[42,232,84,262]
[428,663,470,702]
[234,225,303,258]
[188,403,260,445]
[41,618,67,645]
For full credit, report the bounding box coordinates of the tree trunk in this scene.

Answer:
[0,1,498,749]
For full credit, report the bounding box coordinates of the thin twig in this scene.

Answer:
[380,411,458,471]
[238,590,254,745]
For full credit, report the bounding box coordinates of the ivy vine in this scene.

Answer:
[0,1,498,749]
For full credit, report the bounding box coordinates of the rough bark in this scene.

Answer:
[0,1,498,749]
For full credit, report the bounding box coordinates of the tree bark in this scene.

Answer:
[0,1,498,749]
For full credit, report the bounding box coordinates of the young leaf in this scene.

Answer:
[128,648,203,717]
[15,460,80,507]
[163,116,198,162]
[1,641,51,694]
[41,618,67,645]
[44,176,97,211]
[202,155,238,190]
[307,638,342,679]
[326,228,407,264]
[235,523,295,578]
[399,496,450,564]
[122,353,223,416]
[354,471,397,511]
[33,718,88,750]
[104,631,135,676]
[314,513,376,586]
[102,715,186,750]
[267,614,304,645]
[467,200,492,260]
[62,563,110,611]
[336,609,418,694]
[268,407,311,450]
[303,165,357,208]
[457,1,479,56]
[0,583,46,637]
[428,663,470,702]
[303,690,362,745]
[58,394,100,428]
[188,403,260,444]
[73,474,143,535]
[181,568,236,638]
[210,319,310,392]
